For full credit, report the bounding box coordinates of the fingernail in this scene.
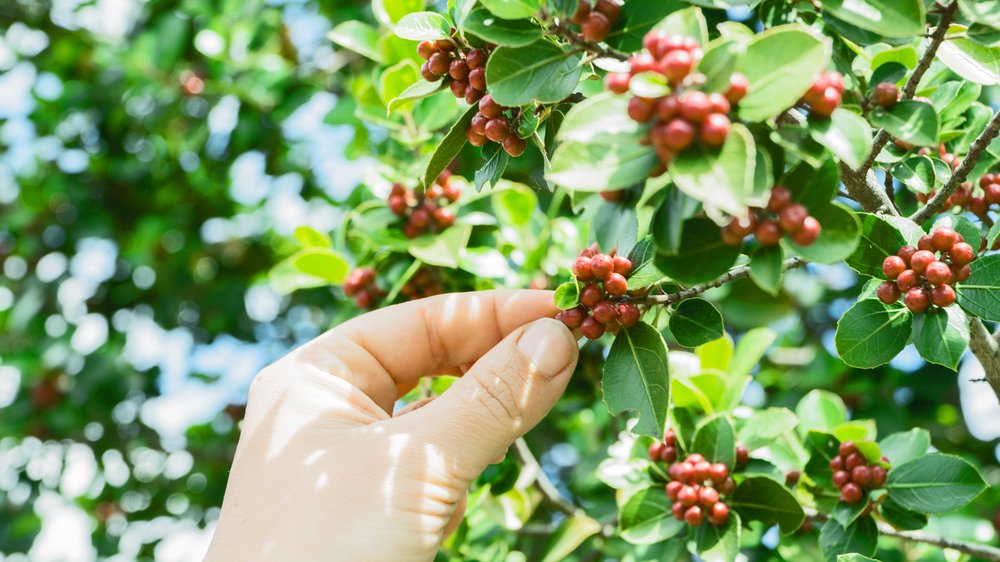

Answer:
[516,318,578,378]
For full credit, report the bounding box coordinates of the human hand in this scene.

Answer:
[205,290,579,561]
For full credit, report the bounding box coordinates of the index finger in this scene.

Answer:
[288,289,560,413]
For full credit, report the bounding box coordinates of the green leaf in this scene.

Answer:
[956,253,1000,321]
[845,213,908,277]
[475,143,510,191]
[669,298,724,348]
[912,306,969,370]
[462,7,542,46]
[387,79,445,113]
[878,498,928,531]
[423,105,479,187]
[784,203,861,264]
[692,415,737,469]
[393,11,453,40]
[379,61,421,106]
[591,202,638,257]
[781,156,839,211]
[670,123,756,219]
[652,6,709,47]
[739,408,798,451]
[628,71,671,99]
[820,517,878,562]
[655,217,741,285]
[885,453,988,513]
[729,328,777,377]
[819,0,925,38]
[492,183,537,226]
[797,390,847,434]
[869,101,939,147]
[294,226,332,248]
[603,322,670,438]
[328,21,385,63]
[737,25,831,122]
[731,476,805,534]
[408,224,472,267]
[870,61,907,86]
[749,244,783,294]
[809,108,873,170]
[479,0,541,19]
[540,513,602,562]
[619,486,686,544]
[652,187,700,255]
[872,46,918,70]
[831,500,869,528]
[269,260,332,295]
[547,94,657,191]
[937,26,1000,85]
[804,430,841,487]
[835,299,913,369]
[289,248,350,283]
[605,0,684,52]
[553,282,579,309]
[696,512,741,562]
[697,39,745,93]
[837,554,880,562]
[879,428,930,466]
[960,0,1000,28]
[893,156,936,193]
[485,41,582,106]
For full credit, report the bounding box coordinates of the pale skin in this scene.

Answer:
[205,290,580,561]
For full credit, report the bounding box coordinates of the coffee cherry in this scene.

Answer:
[897,245,917,265]
[708,93,730,115]
[845,451,864,470]
[882,256,907,279]
[678,485,698,507]
[502,134,526,157]
[569,0,591,23]
[950,242,974,266]
[388,195,407,216]
[811,87,841,118]
[826,71,845,92]
[666,480,683,500]
[580,316,606,339]
[917,235,934,251]
[605,72,630,94]
[605,272,628,296]
[931,284,956,307]
[661,49,695,85]
[896,269,918,291]
[877,281,901,304]
[435,39,456,52]
[700,113,731,148]
[572,256,594,281]
[873,82,899,108]
[433,207,455,228]
[830,456,844,471]
[841,482,863,503]
[617,303,640,327]
[725,72,749,104]
[660,119,696,151]
[612,255,632,275]
[778,203,808,233]
[467,128,487,147]
[595,0,621,19]
[628,96,657,122]
[661,446,677,463]
[449,60,469,81]
[709,502,729,525]
[580,283,604,307]
[971,196,989,217]
[355,289,373,309]
[466,49,487,69]
[791,216,821,246]
[925,261,951,286]
[698,487,719,507]
[720,477,736,495]
[650,441,666,461]
[767,186,793,212]
[449,78,467,98]
[953,264,971,282]
[755,221,782,246]
[484,117,511,142]
[417,40,438,60]
[592,300,617,324]
[421,62,439,82]
[471,113,489,136]
[591,254,614,280]
[786,470,801,487]
[428,52,451,76]
[870,466,887,488]
[851,466,871,486]
[678,91,712,123]
[561,306,587,329]
[581,11,611,42]
[986,183,1000,204]
[694,460,712,482]
[656,95,679,120]
[910,250,935,275]
[478,95,501,119]
[904,287,930,313]
[672,502,686,520]
[685,505,705,526]
[839,441,858,457]
[468,67,486,90]
[931,227,958,251]
[736,446,749,466]
[833,470,850,487]
[804,74,829,103]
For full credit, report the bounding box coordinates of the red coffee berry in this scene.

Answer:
[672,502,686,521]
[980,173,996,188]
[410,207,430,228]
[591,254,614,280]
[569,0,591,23]
[678,91,712,123]
[870,466,887,488]
[826,71,845,92]
[882,256,907,279]
[627,96,657,122]
[755,221,782,246]
[693,461,712,482]
[804,74,829,104]
[468,67,486,90]
[594,0,621,20]
[592,300,617,324]
[845,451,864,470]
[421,62,439,82]
[725,72,749,104]
[896,269,919,291]
[931,284,956,307]
[952,264,971,282]
[851,466,871,487]
[925,261,951,286]
[661,446,677,463]
[709,463,728,484]
[931,227,958,251]
[629,52,658,74]
[684,505,705,526]
[417,40,439,60]
[664,430,676,447]
[604,72,630,94]
[561,306,587,329]
[580,283,604,307]
[470,113,489,136]
[877,281,901,304]
[986,183,1000,204]
[720,477,736,495]
[768,186,793,212]
[466,128,487,147]
[778,203,808,233]
[839,441,858,457]
[917,235,934,251]
[435,39,455,52]
[605,272,628,296]
[698,487,719,507]
[950,242,974,266]
[971,196,989,217]
[580,316,606,339]
[355,290,373,309]
[709,502,729,525]
[791,216,821,246]
[656,95,679,120]
[811,87,841,118]
[612,256,632,275]
[485,117,511,142]
[736,446,749,466]
[873,82,898,108]
[678,485,698,507]
[688,453,705,464]
[833,470,850,487]
[449,60,469,80]
[502,134,526,157]
[581,11,611,42]
[479,95,502,119]
[617,303,640,327]
[428,52,450,76]
[388,195,407,216]
[466,86,484,105]
[433,207,455,228]
[841,483,863,504]
[666,480,682,499]
[661,49,694,85]
[910,250,935,275]
[674,462,694,483]
[904,287,930,313]
[897,245,917,265]
[700,113,731,148]
[786,470,801,487]
[708,93,730,115]
[660,119,696,151]
[721,224,743,246]
[466,49,487,69]
[829,456,844,471]
[572,256,594,281]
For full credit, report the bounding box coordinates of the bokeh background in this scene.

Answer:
[2,1,999,560]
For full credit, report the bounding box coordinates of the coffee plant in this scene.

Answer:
[5,0,1000,560]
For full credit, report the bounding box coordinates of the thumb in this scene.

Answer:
[409,317,579,480]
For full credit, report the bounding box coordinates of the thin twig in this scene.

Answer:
[910,107,1000,223]
[548,19,629,61]
[513,438,578,516]
[885,170,896,209]
[637,257,807,305]
[858,1,957,174]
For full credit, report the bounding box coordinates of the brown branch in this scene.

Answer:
[548,20,629,61]
[969,318,1000,401]
[859,1,958,174]
[909,107,1000,223]
[840,163,901,215]
[637,257,808,305]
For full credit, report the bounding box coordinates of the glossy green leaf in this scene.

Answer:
[553,282,579,309]
[692,414,737,469]
[619,486,686,544]
[539,513,602,562]
[878,498,928,531]
[696,512,741,562]
[289,248,350,283]
[655,218,741,285]
[784,203,861,264]
[797,390,848,434]
[462,7,541,46]
[845,213,908,277]
[478,0,541,19]
[879,428,930,466]
[737,25,831,122]
[956,253,1000,321]
[387,79,445,113]
[809,108,873,170]
[605,0,684,52]
[731,476,805,534]
[820,517,878,562]
[937,26,1000,85]
[670,123,756,219]
[408,224,472,267]
[591,201,639,257]
[423,105,479,187]
[670,298,725,348]
[819,0,925,38]
[485,41,582,106]
[603,322,670,437]
[886,453,988,513]
[393,11,452,40]
[912,306,969,370]
[835,299,913,369]
[328,21,385,63]
[869,100,939,147]
[738,408,798,451]
[749,244,783,294]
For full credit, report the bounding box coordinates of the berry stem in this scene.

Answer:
[636,257,808,305]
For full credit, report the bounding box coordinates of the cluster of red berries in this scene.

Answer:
[649,432,740,527]
[872,82,899,108]
[388,175,460,239]
[417,37,491,105]
[829,441,888,504]
[400,267,445,300]
[343,267,384,309]
[877,227,974,312]
[467,94,527,156]
[604,32,747,176]
[720,186,821,247]
[557,244,640,339]
[567,0,622,42]
[917,173,1000,220]
[799,71,844,118]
